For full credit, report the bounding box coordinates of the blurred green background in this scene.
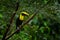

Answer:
[0,0,60,40]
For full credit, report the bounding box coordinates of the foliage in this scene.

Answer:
[0,0,60,40]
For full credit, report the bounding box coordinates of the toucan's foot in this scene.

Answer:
[16,27,20,33]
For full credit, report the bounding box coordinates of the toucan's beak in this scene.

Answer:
[21,12,29,17]
[25,13,29,16]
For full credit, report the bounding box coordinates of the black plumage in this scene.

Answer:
[16,17,23,33]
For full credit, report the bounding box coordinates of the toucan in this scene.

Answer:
[16,12,29,33]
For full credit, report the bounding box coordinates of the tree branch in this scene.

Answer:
[2,0,19,40]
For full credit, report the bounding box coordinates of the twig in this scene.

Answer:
[2,0,19,40]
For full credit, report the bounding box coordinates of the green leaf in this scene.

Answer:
[0,14,3,18]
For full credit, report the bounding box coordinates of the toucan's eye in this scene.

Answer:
[22,13,25,15]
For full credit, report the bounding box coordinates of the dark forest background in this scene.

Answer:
[0,0,60,40]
